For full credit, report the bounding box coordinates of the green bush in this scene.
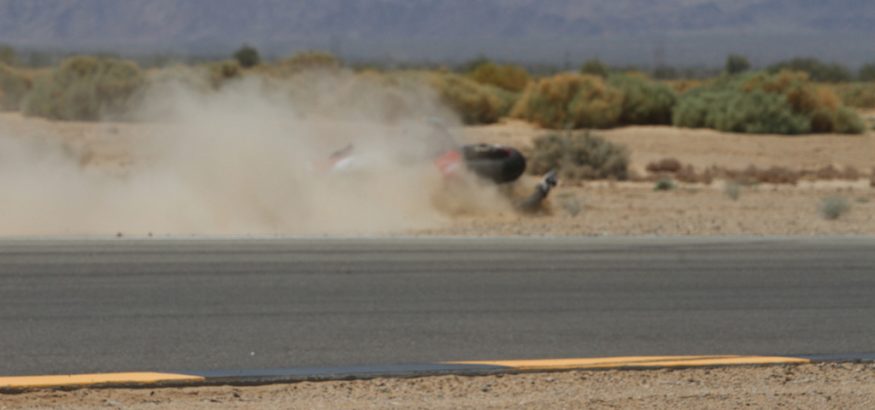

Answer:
[0,45,16,65]
[654,178,676,191]
[725,54,751,75]
[581,59,609,78]
[427,72,511,125]
[270,51,341,76]
[528,131,629,180]
[834,82,875,109]
[0,63,32,110]
[831,106,866,134]
[233,44,261,68]
[512,73,623,129]
[608,74,677,125]
[860,63,875,82]
[467,61,530,92]
[819,196,850,220]
[673,70,865,134]
[675,88,810,134]
[768,58,852,82]
[23,56,145,121]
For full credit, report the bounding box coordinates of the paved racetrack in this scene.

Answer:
[1,237,873,376]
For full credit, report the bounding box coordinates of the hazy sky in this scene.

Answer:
[1,0,873,67]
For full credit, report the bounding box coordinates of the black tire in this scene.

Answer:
[461,144,527,184]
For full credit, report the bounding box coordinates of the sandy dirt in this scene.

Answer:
[450,120,875,236]
[416,181,875,236]
[2,113,873,237]
[465,119,875,175]
[4,363,874,409]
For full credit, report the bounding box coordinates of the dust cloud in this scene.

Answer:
[0,71,509,237]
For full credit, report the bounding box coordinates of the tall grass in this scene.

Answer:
[528,131,629,180]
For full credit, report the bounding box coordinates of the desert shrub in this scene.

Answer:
[708,165,800,185]
[609,74,677,124]
[558,193,583,216]
[646,158,683,173]
[673,70,864,134]
[271,51,341,76]
[665,79,703,94]
[725,54,751,75]
[528,131,629,180]
[0,63,32,110]
[768,58,852,82]
[426,72,511,125]
[819,196,850,220]
[834,82,875,109]
[860,63,875,82]
[512,73,623,129]
[654,178,676,191]
[22,56,145,121]
[467,61,529,92]
[723,181,741,200]
[717,91,811,134]
[233,44,261,68]
[652,66,680,80]
[831,106,866,134]
[0,45,15,65]
[147,64,211,89]
[581,59,609,78]
[206,59,243,88]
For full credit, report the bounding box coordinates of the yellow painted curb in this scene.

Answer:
[448,355,811,370]
[0,372,204,389]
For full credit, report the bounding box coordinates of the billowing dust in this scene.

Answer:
[0,71,511,236]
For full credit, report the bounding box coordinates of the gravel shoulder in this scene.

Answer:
[5,363,874,409]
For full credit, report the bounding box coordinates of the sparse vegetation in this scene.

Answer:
[819,196,850,220]
[581,59,609,78]
[768,58,853,82]
[273,51,341,75]
[2,50,870,137]
[528,131,629,180]
[22,56,145,121]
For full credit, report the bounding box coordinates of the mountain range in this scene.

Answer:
[1,0,873,67]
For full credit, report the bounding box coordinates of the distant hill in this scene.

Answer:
[1,0,873,66]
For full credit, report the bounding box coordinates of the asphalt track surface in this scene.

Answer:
[1,237,874,377]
